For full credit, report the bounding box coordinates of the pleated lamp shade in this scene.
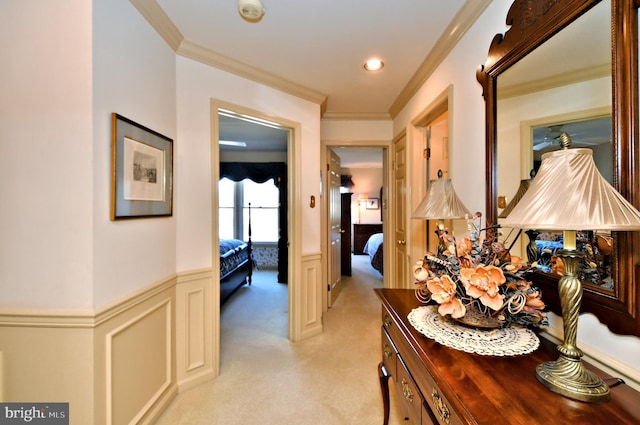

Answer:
[412,178,470,219]
[498,179,531,218]
[502,148,640,230]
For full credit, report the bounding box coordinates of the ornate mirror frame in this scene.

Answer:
[477,0,640,336]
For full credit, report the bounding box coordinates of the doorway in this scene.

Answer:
[321,142,390,313]
[407,85,453,264]
[212,101,300,373]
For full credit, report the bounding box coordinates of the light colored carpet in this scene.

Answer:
[154,255,407,424]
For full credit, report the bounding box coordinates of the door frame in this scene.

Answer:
[408,85,454,266]
[320,139,391,314]
[211,99,302,372]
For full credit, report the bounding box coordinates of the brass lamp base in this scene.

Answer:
[537,248,611,403]
[536,355,610,403]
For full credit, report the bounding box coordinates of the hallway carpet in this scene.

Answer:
[154,255,407,424]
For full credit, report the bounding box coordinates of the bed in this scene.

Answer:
[533,232,563,273]
[219,238,253,305]
[363,232,383,275]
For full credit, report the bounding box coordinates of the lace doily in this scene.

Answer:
[407,306,540,356]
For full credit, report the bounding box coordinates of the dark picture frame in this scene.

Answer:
[111,113,173,220]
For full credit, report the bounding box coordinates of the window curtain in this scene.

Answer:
[220,162,288,283]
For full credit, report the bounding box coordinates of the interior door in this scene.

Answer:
[328,149,343,306]
[340,193,353,276]
[393,135,408,288]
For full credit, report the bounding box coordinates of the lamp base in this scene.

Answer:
[536,354,610,403]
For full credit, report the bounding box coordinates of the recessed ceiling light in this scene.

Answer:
[364,59,384,71]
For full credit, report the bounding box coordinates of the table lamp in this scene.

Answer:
[412,170,470,255]
[499,175,539,261]
[354,193,369,224]
[502,132,640,402]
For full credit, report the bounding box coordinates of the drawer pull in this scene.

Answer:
[383,313,392,327]
[431,389,450,424]
[383,342,393,358]
[401,379,413,403]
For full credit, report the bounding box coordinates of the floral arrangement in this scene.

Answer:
[413,213,547,329]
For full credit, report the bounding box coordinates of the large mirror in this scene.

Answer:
[477,0,640,336]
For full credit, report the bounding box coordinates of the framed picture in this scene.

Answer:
[111,113,173,220]
[366,198,380,210]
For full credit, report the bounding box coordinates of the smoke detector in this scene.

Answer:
[238,0,265,21]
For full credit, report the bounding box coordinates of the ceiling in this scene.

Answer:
[154,0,469,116]
[140,0,475,166]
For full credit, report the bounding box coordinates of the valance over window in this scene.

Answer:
[220,162,288,283]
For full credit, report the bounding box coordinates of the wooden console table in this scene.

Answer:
[375,288,640,425]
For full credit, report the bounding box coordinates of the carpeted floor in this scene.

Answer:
[154,255,407,424]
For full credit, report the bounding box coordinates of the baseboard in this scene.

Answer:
[177,369,217,393]
[138,383,179,425]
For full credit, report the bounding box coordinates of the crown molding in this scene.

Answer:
[130,0,184,51]
[176,40,327,106]
[497,63,611,99]
[388,0,492,118]
[131,0,327,108]
[321,112,392,121]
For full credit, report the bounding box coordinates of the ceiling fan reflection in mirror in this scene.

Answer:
[531,115,612,182]
[532,116,611,153]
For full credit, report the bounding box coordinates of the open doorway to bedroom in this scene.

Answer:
[216,107,291,345]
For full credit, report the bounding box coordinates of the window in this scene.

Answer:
[218,178,236,240]
[242,179,279,242]
[218,178,279,242]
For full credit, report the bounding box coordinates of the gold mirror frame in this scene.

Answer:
[477,0,640,336]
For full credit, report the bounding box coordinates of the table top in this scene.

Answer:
[375,288,640,425]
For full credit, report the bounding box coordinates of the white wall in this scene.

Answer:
[92,0,178,309]
[0,0,94,310]
[0,0,177,311]
[320,120,393,141]
[175,57,321,272]
[344,167,383,224]
[393,0,506,217]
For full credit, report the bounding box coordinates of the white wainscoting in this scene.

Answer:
[94,276,178,425]
[0,275,179,425]
[175,268,216,391]
[298,253,323,341]
[0,256,331,424]
[104,300,173,425]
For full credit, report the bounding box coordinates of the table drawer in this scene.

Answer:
[382,307,402,346]
[381,304,461,425]
[417,359,461,425]
[381,327,397,378]
[396,354,423,424]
